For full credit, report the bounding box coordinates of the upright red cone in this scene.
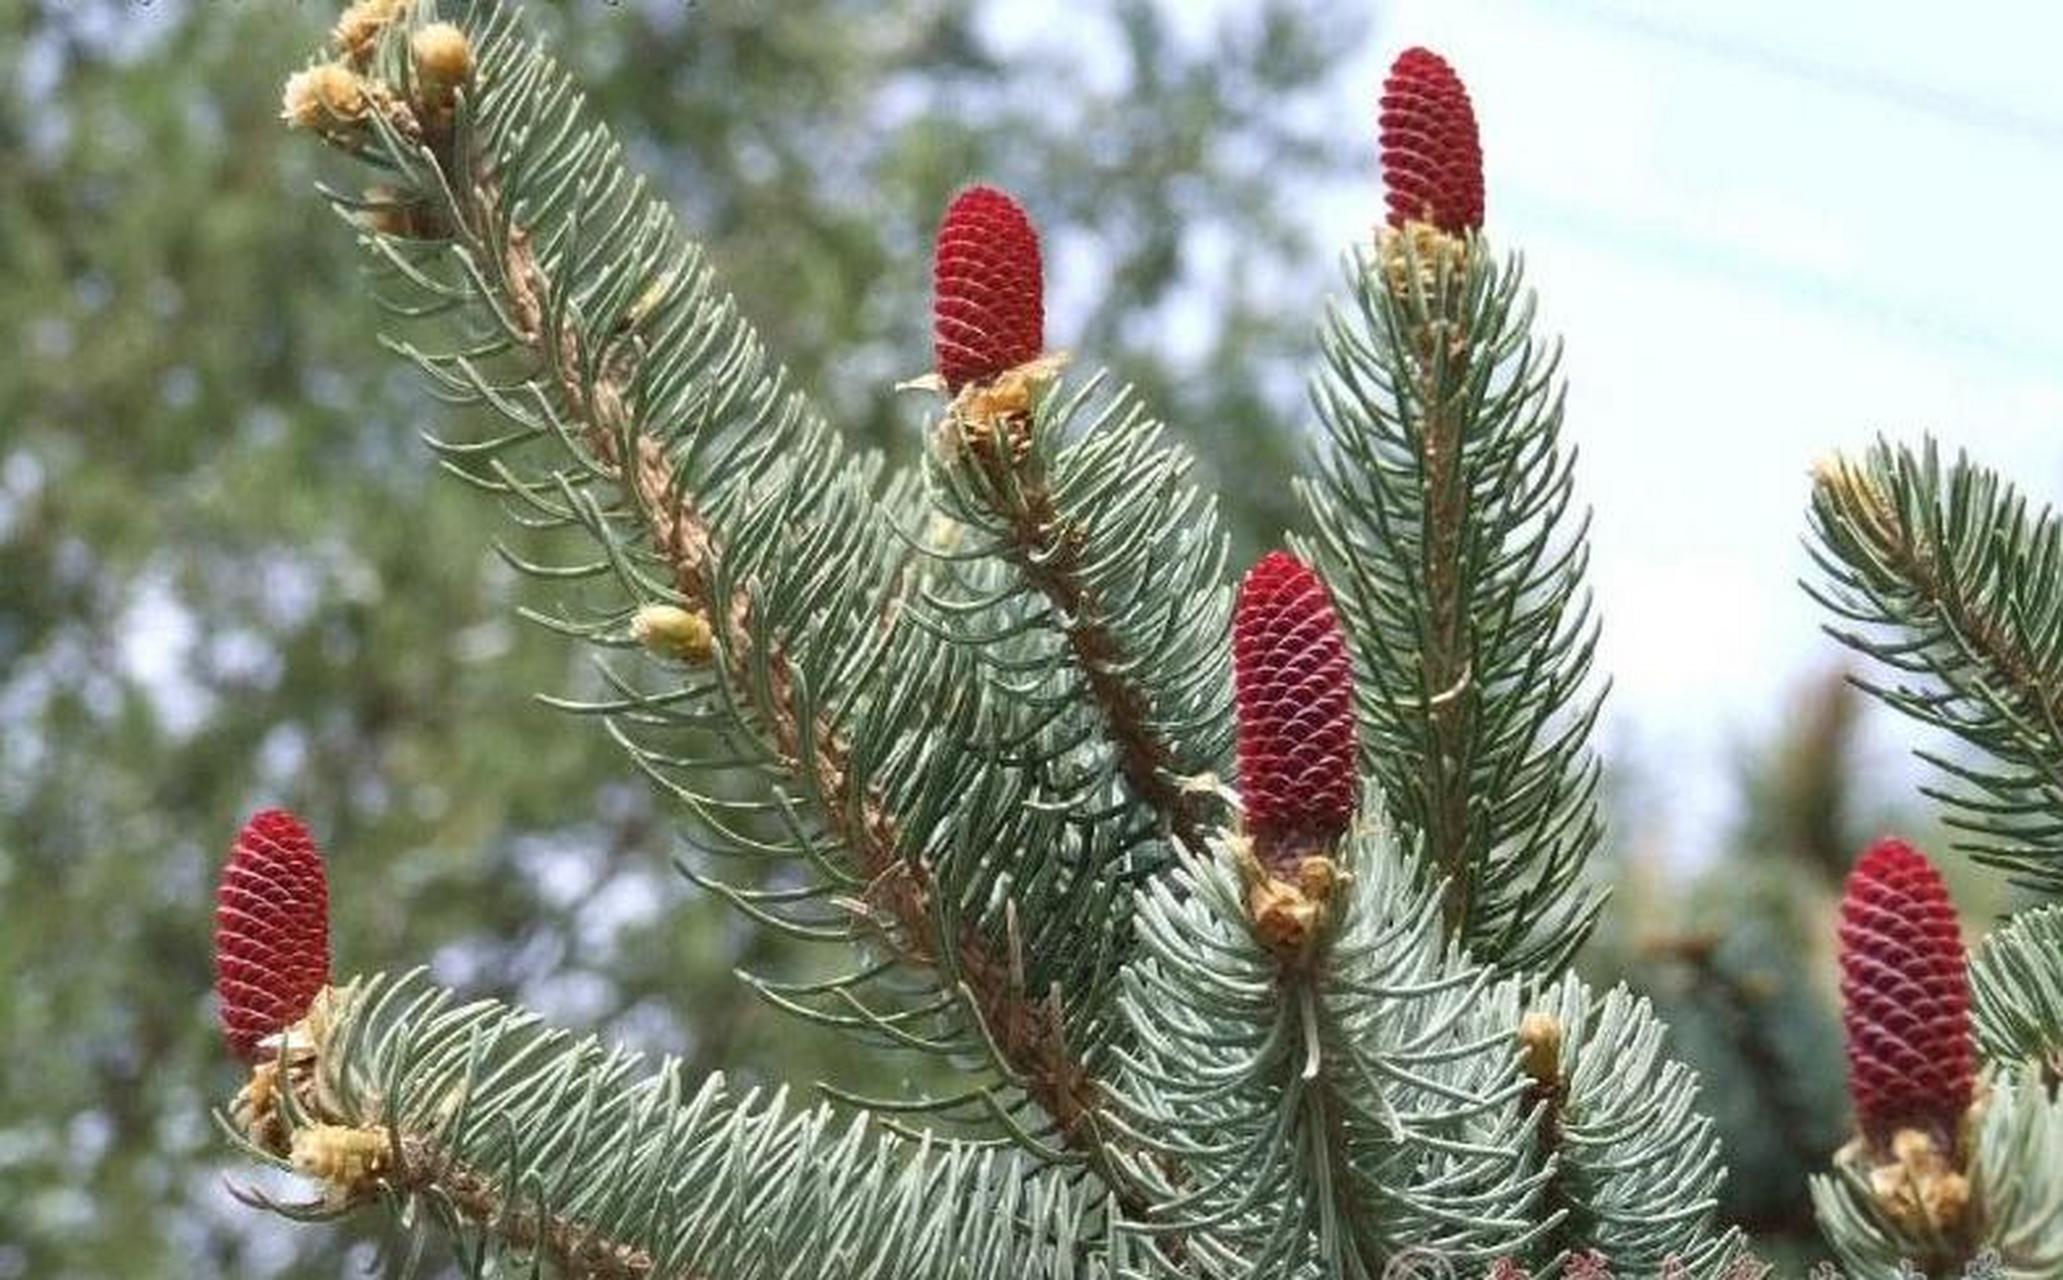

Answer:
[1233,551,1358,870]
[931,185,1045,391]
[1379,47,1485,233]
[1838,837,1974,1150]
[215,809,332,1060]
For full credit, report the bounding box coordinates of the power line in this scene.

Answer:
[1357,2,2063,368]
[1508,188,2063,373]
[1561,2,2063,151]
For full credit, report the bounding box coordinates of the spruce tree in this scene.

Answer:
[211,2,2063,1275]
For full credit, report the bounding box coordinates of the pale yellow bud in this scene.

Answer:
[632,604,714,664]
[1810,451,1855,493]
[290,1123,388,1195]
[619,270,681,334]
[1517,1011,1564,1087]
[1810,450,1901,548]
[230,1060,286,1155]
[1864,1127,1970,1235]
[1376,220,1470,301]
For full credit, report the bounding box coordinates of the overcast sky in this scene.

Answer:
[1310,1,2063,861]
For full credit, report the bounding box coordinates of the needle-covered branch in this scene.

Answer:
[1299,230,1606,977]
[1299,49,1606,978]
[222,973,1123,1279]
[279,0,1145,1202]
[1970,904,2063,1086]
[1807,440,2063,894]
[1108,820,1743,1277]
[1517,979,1745,1276]
[1111,823,1546,1278]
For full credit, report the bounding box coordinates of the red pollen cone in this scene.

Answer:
[1379,46,1485,233]
[1233,551,1359,869]
[931,184,1045,391]
[1838,837,1974,1149]
[214,808,332,1060]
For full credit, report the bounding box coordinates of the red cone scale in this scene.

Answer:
[931,184,1044,391]
[215,808,332,1060]
[1233,551,1358,869]
[1838,837,1974,1148]
[1379,47,1485,233]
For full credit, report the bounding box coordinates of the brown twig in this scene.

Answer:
[387,1131,661,1278]
[1401,247,1479,944]
[957,417,1213,858]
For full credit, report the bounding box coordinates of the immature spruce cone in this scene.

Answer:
[1233,551,1358,869]
[1379,47,1485,233]
[215,809,332,1060]
[1838,837,1974,1148]
[932,184,1044,391]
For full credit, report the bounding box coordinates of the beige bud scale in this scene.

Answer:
[1850,1127,1971,1237]
[280,64,370,131]
[1517,1010,1564,1087]
[331,0,410,64]
[412,23,474,98]
[633,604,715,664]
[291,1123,390,1198]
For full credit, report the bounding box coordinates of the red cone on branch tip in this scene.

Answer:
[1233,551,1358,869]
[1379,46,1484,233]
[932,184,1044,391]
[1837,837,1974,1149]
[215,808,332,1060]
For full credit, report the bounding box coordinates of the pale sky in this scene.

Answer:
[1301,1,2063,861]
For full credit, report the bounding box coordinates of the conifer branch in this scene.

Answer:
[482,176,1135,1160]
[224,974,1118,1279]
[1299,232,1607,976]
[1301,48,1606,977]
[922,188,1230,863]
[1515,980,1745,1275]
[279,0,1143,1204]
[463,122,1123,1168]
[1112,826,1548,1278]
[373,1134,659,1278]
[1807,440,2063,893]
[248,1124,669,1277]
[1415,280,1480,935]
[959,414,1197,843]
[928,375,1231,861]
[1970,905,2063,1088]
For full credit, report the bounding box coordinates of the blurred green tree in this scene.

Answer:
[1581,671,2010,1271]
[0,0,1363,1273]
